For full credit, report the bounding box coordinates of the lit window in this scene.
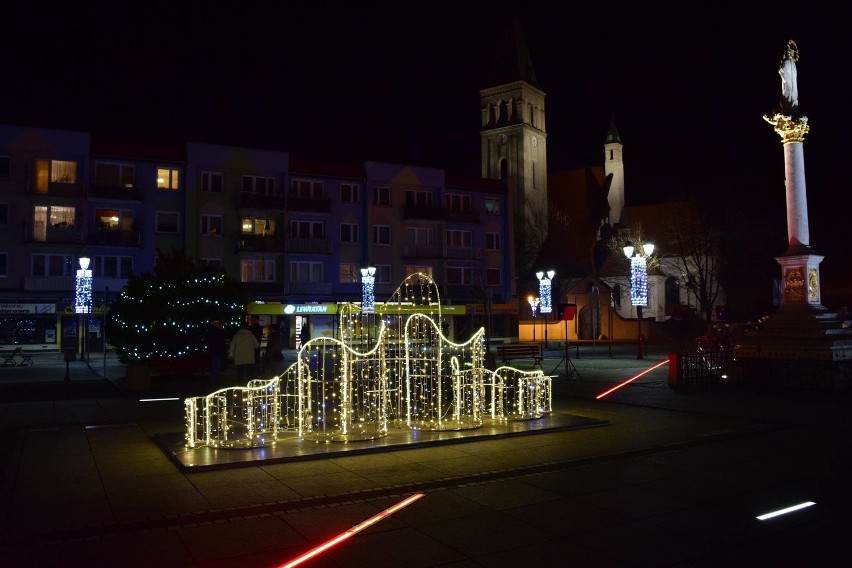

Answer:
[157,168,180,190]
[201,214,223,236]
[242,217,275,235]
[340,263,359,283]
[485,197,500,214]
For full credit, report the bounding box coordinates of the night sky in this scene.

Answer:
[3,3,848,288]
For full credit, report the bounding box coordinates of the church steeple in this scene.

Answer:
[480,15,547,278]
[604,115,625,228]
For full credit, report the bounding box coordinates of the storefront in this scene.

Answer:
[0,302,104,353]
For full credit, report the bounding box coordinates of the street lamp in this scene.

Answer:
[75,255,92,362]
[623,241,654,359]
[360,266,376,313]
[527,295,540,343]
[536,270,555,348]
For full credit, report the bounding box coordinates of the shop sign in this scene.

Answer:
[0,303,56,315]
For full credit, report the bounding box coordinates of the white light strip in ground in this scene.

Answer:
[138,397,181,402]
[756,501,816,520]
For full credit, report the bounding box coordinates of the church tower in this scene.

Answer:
[604,115,625,228]
[480,16,547,277]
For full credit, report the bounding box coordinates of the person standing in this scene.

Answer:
[229,322,259,383]
[205,319,227,384]
[248,315,263,373]
[263,324,285,375]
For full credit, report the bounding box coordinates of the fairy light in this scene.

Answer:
[185,273,550,449]
[75,256,92,314]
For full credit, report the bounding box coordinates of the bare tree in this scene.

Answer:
[663,205,724,322]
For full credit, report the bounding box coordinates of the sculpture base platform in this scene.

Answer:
[735,302,852,360]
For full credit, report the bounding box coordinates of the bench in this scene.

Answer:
[2,348,33,367]
[495,343,543,368]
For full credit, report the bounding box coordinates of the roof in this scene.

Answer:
[485,15,540,90]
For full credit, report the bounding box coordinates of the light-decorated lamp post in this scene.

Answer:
[75,256,92,362]
[360,266,376,313]
[536,270,555,348]
[623,242,654,359]
[527,295,539,343]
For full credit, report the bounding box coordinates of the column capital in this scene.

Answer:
[763,113,810,143]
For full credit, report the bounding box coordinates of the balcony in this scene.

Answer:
[239,193,285,210]
[30,180,85,197]
[444,209,480,224]
[402,205,443,220]
[285,237,332,254]
[402,243,442,258]
[88,184,143,201]
[238,234,282,252]
[24,276,75,291]
[88,228,141,247]
[445,246,482,260]
[286,196,331,213]
[25,224,83,244]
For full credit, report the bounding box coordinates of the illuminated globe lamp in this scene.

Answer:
[536,270,555,348]
[527,295,539,343]
[75,255,93,361]
[623,242,654,359]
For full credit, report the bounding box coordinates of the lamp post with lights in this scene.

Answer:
[360,266,376,347]
[75,256,92,362]
[623,242,654,359]
[536,270,555,349]
[527,295,540,343]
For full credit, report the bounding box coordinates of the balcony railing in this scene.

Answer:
[25,224,83,244]
[88,228,141,247]
[402,205,443,220]
[285,237,332,254]
[444,209,480,223]
[238,234,282,252]
[402,243,442,258]
[445,246,481,260]
[88,184,143,201]
[239,193,285,210]
[30,181,85,197]
[286,196,332,213]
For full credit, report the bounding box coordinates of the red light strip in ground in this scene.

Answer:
[279,492,426,568]
[595,360,669,400]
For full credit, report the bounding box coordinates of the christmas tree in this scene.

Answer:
[106,248,248,364]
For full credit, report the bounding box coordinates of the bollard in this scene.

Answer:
[63,347,76,381]
[667,353,680,387]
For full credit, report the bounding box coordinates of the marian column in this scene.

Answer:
[763,40,824,310]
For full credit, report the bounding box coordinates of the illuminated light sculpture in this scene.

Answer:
[527,296,539,342]
[360,266,376,313]
[184,273,550,449]
[537,270,555,348]
[623,241,654,360]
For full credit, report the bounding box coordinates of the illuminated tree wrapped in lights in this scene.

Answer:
[106,248,248,364]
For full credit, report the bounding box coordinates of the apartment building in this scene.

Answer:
[1,125,515,352]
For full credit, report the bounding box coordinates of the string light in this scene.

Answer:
[185,273,551,449]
